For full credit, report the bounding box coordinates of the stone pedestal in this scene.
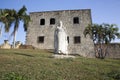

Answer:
[52,54,75,59]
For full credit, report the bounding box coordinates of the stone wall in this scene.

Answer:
[106,43,120,58]
[26,9,94,57]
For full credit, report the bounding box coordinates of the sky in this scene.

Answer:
[0,0,120,44]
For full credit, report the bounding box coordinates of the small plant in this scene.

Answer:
[3,72,28,80]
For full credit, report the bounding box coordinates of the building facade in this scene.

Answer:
[26,9,95,57]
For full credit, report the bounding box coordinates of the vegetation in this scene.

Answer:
[0,6,30,48]
[0,9,15,32]
[0,49,120,80]
[84,23,120,59]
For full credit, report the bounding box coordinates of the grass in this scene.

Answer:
[0,49,120,80]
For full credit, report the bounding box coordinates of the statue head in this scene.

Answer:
[58,21,63,27]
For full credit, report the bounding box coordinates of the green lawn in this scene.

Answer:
[0,49,120,80]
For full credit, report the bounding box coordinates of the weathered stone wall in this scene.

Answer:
[106,43,120,58]
[26,9,94,57]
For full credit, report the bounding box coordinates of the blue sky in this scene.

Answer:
[0,0,120,44]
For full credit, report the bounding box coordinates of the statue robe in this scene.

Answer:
[54,26,68,54]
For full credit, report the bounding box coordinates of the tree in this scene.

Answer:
[0,9,14,32]
[0,26,2,37]
[0,9,15,41]
[0,6,30,48]
[10,6,30,48]
[84,23,120,59]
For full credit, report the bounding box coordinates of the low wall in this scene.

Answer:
[106,43,120,58]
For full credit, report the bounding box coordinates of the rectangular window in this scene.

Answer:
[74,36,81,44]
[38,36,44,43]
[50,18,55,25]
[73,17,79,24]
[40,19,45,25]
[67,36,69,43]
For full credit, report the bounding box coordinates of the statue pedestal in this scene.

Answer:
[52,54,75,59]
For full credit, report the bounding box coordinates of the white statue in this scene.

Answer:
[54,21,68,55]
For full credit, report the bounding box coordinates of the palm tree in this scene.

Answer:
[106,24,120,42]
[0,25,2,37]
[0,6,30,48]
[83,24,101,58]
[11,6,30,48]
[84,23,120,59]
[0,9,15,41]
[0,9,14,32]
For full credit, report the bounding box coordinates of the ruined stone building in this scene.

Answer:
[26,9,95,57]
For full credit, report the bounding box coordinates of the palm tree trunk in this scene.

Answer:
[13,30,17,48]
[102,44,108,58]
[0,26,2,38]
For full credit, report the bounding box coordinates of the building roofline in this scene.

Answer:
[29,9,91,14]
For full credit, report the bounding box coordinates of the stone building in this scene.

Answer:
[26,9,95,57]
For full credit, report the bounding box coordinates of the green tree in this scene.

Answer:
[0,6,30,48]
[10,6,30,48]
[0,9,15,41]
[84,23,120,59]
[0,9,14,32]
